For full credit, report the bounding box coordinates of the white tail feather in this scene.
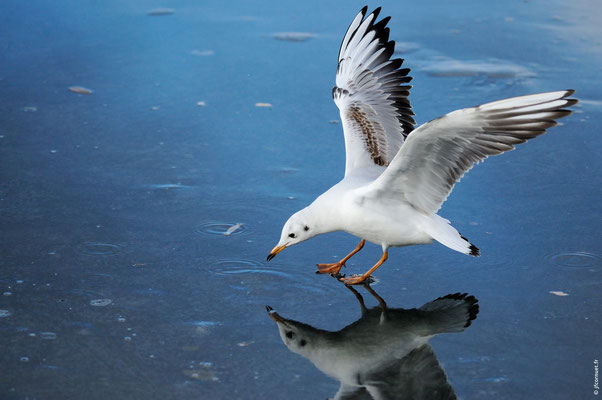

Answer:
[426,215,480,256]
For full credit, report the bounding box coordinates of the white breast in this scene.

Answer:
[341,191,434,247]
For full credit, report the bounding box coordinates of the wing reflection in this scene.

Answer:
[267,285,479,400]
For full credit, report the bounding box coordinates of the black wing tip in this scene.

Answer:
[359,6,382,18]
[562,89,578,107]
[463,294,480,327]
[469,243,480,257]
[372,19,391,43]
[460,234,480,257]
[563,89,576,97]
[375,16,391,29]
[358,7,391,42]
[434,292,475,303]
[434,293,480,328]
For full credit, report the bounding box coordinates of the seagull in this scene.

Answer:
[267,6,577,285]
[267,288,478,399]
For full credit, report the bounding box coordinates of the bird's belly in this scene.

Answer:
[355,223,433,247]
[341,200,433,247]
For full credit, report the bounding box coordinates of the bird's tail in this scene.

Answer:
[425,214,480,256]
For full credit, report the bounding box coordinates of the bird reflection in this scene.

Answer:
[267,285,478,400]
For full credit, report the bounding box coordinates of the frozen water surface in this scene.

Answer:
[1,0,600,399]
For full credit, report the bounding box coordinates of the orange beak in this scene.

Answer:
[266,306,289,326]
[266,244,286,261]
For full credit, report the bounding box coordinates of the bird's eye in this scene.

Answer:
[300,339,307,347]
[286,331,295,339]
[304,226,309,231]
[288,233,296,238]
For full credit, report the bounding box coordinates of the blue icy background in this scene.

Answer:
[1,0,600,399]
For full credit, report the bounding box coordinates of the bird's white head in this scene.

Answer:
[267,208,317,261]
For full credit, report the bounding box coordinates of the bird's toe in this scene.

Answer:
[316,262,344,275]
[339,274,366,285]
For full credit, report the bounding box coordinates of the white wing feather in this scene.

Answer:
[333,7,415,176]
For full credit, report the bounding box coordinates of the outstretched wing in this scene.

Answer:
[365,90,577,215]
[334,7,415,176]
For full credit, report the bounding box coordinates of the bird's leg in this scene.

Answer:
[339,250,388,285]
[344,285,368,316]
[364,284,388,323]
[364,284,387,312]
[316,239,365,275]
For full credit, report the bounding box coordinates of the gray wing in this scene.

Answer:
[364,90,577,214]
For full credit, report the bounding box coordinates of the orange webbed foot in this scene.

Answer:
[316,261,344,275]
[338,274,373,285]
